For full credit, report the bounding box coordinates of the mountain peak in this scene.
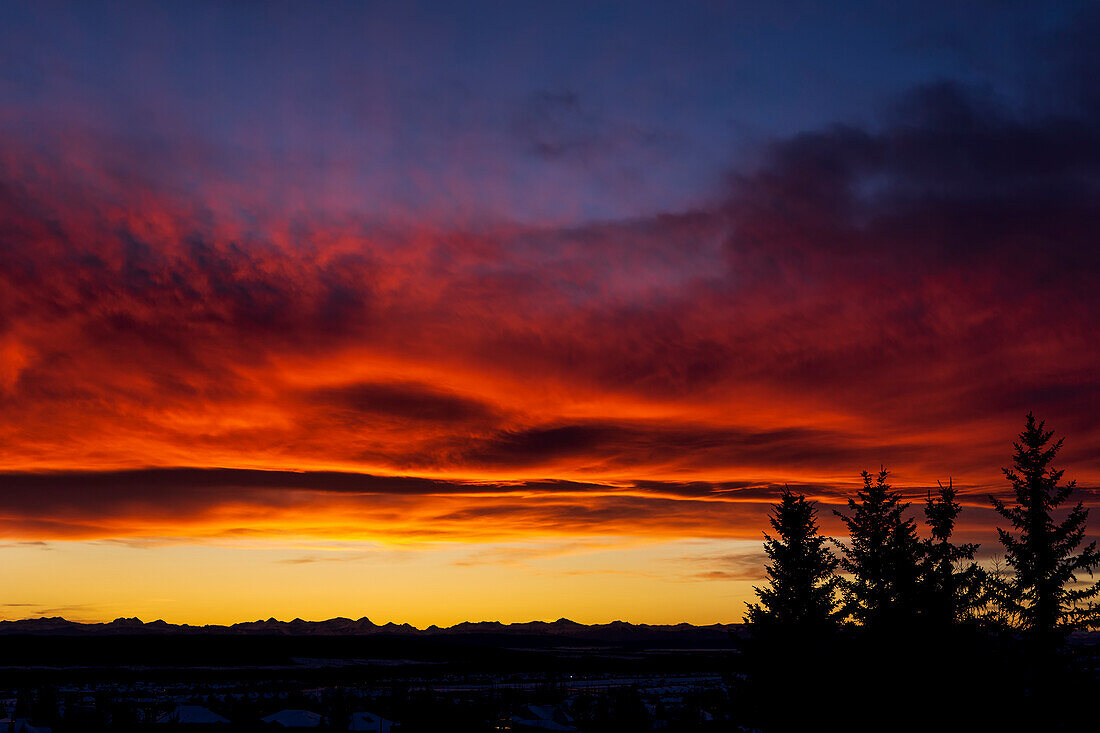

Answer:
[0,616,744,641]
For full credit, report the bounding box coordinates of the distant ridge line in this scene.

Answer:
[0,616,743,640]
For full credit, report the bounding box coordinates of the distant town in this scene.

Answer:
[0,621,742,733]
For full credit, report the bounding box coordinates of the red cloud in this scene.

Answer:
[0,82,1098,547]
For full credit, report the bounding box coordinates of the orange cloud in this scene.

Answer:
[1,83,1098,556]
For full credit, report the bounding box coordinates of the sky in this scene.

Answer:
[0,1,1098,626]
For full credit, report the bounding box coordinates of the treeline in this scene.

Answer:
[739,413,1100,731]
[745,412,1099,635]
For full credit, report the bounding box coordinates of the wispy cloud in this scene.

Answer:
[673,550,770,582]
[0,9,1097,554]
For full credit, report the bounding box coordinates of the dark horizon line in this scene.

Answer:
[0,614,744,638]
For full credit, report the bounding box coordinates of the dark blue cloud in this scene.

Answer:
[1,1,1089,223]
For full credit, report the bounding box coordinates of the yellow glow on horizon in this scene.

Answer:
[0,538,761,627]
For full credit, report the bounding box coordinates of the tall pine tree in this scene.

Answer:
[745,486,839,628]
[918,478,984,626]
[834,468,923,628]
[990,413,1100,633]
[741,487,841,732]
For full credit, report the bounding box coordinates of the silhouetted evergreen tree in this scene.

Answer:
[741,487,841,732]
[973,555,1018,630]
[990,413,1100,633]
[918,478,984,626]
[834,468,922,628]
[745,486,839,628]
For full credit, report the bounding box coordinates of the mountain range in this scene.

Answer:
[0,616,743,641]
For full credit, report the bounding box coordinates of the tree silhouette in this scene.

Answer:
[745,486,839,628]
[741,487,841,732]
[990,413,1100,633]
[834,468,922,628]
[918,478,984,626]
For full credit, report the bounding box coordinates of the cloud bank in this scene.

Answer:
[1,6,1099,547]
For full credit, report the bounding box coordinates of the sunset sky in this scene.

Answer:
[1,1,1098,626]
